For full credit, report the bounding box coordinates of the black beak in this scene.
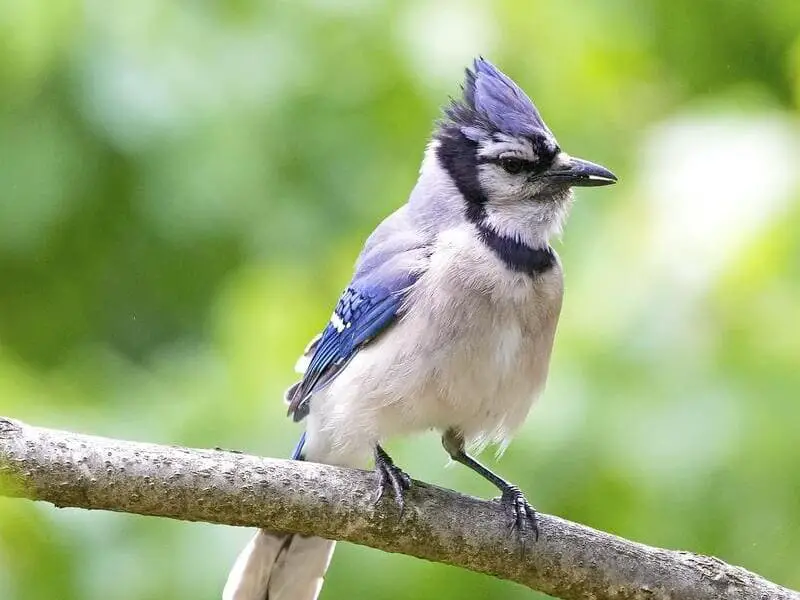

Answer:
[543,155,617,187]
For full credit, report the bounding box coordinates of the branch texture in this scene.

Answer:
[0,416,796,600]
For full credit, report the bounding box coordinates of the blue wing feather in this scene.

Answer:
[287,285,405,421]
[286,205,429,427]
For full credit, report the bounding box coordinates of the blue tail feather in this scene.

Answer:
[291,431,307,460]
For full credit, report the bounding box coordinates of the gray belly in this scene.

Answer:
[395,289,558,446]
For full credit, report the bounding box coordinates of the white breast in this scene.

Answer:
[303,224,564,466]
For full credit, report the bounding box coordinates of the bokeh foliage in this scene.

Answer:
[1,1,799,598]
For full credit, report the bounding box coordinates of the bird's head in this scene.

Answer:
[434,58,616,245]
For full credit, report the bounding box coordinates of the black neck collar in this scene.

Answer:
[475,222,556,276]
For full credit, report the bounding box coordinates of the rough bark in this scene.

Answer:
[0,416,796,600]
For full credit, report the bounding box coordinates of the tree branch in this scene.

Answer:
[0,416,796,600]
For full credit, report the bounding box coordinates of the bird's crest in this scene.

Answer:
[443,58,552,141]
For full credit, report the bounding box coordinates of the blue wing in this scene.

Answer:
[285,206,429,427]
[287,283,405,422]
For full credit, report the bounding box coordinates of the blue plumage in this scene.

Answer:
[287,284,406,423]
[286,206,427,428]
[446,58,552,140]
[290,431,307,460]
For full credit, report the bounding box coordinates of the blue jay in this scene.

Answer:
[223,58,616,600]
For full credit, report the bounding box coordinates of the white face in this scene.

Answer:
[475,134,574,246]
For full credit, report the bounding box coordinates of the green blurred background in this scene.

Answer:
[1,0,800,598]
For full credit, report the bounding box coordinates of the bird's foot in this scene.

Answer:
[373,446,411,514]
[499,485,539,541]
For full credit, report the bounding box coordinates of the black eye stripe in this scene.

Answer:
[500,157,527,174]
[477,156,534,168]
[477,156,548,176]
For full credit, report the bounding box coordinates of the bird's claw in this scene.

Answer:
[500,486,539,542]
[374,453,411,515]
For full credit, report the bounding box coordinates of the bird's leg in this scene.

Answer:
[373,445,411,514]
[442,429,539,540]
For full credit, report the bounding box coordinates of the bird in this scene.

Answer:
[223,57,617,600]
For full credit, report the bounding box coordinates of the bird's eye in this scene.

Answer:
[499,157,526,175]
